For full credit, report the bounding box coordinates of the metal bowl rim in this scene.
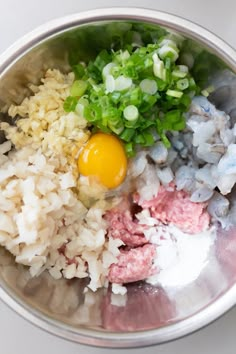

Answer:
[0,7,236,348]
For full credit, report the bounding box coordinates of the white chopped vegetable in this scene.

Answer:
[123,105,139,121]
[140,79,158,95]
[152,53,166,81]
[115,76,132,91]
[166,89,183,98]
[102,62,117,78]
[105,74,115,93]
[158,45,179,62]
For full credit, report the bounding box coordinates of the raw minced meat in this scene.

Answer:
[138,185,210,234]
[105,199,148,247]
[108,244,157,284]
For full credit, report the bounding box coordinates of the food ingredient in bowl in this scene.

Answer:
[78,133,127,188]
[1,31,236,295]
[64,35,200,156]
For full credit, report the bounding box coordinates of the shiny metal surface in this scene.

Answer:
[0,7,236,348]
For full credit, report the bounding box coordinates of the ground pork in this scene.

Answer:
[138,186,210,234]
[105,199,148,247]
[108,244,157,284]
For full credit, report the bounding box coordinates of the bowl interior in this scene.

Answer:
[0,12,236,348]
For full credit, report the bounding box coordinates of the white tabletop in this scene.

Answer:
[0,0,236,353]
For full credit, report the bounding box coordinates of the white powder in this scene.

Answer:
[147,225,216,288]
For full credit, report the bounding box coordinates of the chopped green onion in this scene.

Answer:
[142,131,155,146]
[139,93,158,112]
[152,53,166,81]
[178,65,189,73]
[125,142,135,157]
[115,49,130,63]
[123,105,139,121]
[201,85,215,97]
[105,75,115,93]
[166,89,183,98]
[180,94,191,109]
[172,69,187,78]
[124,119,139,128]
[201,89,209,97]
[189,77,197,88]
[177,78,189,90]
[83,104,102,122]
[173,119,186,130]
[63,96,78,112]
[119,128,135,142]
[75,97,89,116]
[160,133,171,148]
[115,76,133,91]
[109,91,122,104]
[93,50,111,72]
[65,33,201,155]
[134,133,145,144]
[72,63,86,79]
[158,45,179,62]
[102,62,117,78]
[70,80,88,97]
[108,123,124,135]
[140,79,158,95]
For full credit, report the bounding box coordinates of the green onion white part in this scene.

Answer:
[152,53,166,81]
[123,105,139,121]
[158,45,179,62]
[172,65,189,78]
[166,89,183,98]
[177,78,189,90]
[102,62,117,78]
[75,97,89,116]
[115,76,133,91]
[140,79,158,95]
[201,85,215,97]
[105,75,115,93]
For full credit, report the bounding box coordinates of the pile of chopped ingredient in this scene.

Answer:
[0,29,236,294]
[64,37,200,156]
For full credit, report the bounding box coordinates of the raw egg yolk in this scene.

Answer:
[78,133,128,189]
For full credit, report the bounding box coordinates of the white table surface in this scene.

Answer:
[0,0,236,353]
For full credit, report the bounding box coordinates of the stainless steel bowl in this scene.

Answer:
[1,7,236,348]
